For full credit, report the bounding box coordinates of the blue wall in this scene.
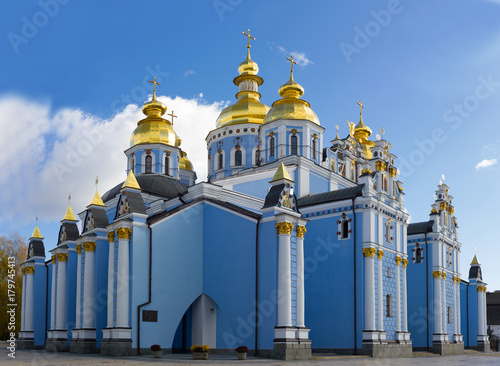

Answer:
[95,237,109,347]
[33,262,47,346]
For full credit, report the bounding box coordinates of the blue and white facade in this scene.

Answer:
[19,38,489,359]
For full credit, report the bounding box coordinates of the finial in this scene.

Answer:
[287,55,297,75]
[347,119,355,138]
[357,100,364,116]
[168,110,177,125]
[380,126,385,139]
[241,28,255,48]
[474,246,477,253]
[442,174,446,182]
[376,133,381,141]
[68,193,71,205]
[36,214,38,225]
[148,77,161,101]
[95,176,99,191]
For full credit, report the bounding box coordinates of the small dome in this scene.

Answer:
[179,151,193,171]
[264,74,320,125]
[130,97,180,148]
[238,52,259,76]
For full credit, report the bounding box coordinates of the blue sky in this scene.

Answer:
[1,0,499,289]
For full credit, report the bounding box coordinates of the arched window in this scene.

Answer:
[164,156,170,176]
[255,149,260,166]
[312,138,317,159]
[386,294,393,317]
[269,136,275,157]
[330,158,335,172]
[447,306,452,324]
[218,153,223,170]
[145,155,152,174]
[291,135,298,155]
[415,247,423,263]
[383,175,388,192]
[341,219,349,239]
[235,150,242,166]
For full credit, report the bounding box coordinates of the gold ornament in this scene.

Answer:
[276,222,294,235]
[116,227,132,239]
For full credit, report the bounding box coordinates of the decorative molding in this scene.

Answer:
[276,222,294,235]
[363,248,376,258]
[25,266,35,275]
[116,227,132,240]
[76,244,82,255]
[432,271,442,279]
[83,241,96,252]
[377,250,384,260]
[107,231,115,242]
[51,254,56,263]
[395,256,402,266]
[57,253,68,262]
[402,258,408,268]
[296,225,306,238]
[442,272,447,280]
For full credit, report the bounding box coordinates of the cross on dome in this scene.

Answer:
[241,29,255,48]
[148,77,161,100]
[287,55,297,73]
[168,110,177,125]
[357,99,364,116]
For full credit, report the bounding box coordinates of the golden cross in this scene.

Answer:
[287,55,297,73]
[148,77,160,93]
[168,110,177,125]
[357,100,364,115]
[95,176,99,191]
[242,29,255,48]
[68,193,71,205]
[36,214,38,225]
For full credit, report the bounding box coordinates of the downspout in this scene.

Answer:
[45,261,49,343]
[425,232,429,350]
[254,217,260,355]
[352,197,357,354]
[466,284,469,347]
[137,223,153,355]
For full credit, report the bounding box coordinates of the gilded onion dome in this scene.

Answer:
[130,88,180,148]
[179,151,193,171]
[264,63,320,125]
[351,100,375,159]
[215,32,270,128]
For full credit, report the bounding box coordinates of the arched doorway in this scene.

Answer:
[172,294,217,352]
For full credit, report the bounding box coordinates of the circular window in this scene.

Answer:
[236,129,240,133]
[244,128,248,132]
[374,151,378,157]
[229,130,233,134]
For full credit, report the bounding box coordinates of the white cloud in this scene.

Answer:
[0,94,224,226]
[184,69,196,77]
[475,158,497,170]
[275,45,313,67]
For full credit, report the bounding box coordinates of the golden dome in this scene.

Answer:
[352,100,375,159]
[264,74,320,125]
[179,151,193,171]
[130,94,180,148]
[31,225,43,239]
[215,47,270,128]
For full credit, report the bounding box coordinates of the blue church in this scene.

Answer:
[17,32,489,359]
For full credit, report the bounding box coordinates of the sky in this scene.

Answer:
[0,0,499,289]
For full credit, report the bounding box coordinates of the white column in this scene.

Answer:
[396,257,402,332]
[433,271,443,338]
[24,267,35,332]
[402,259,408,333]
[442,273,447,340]
[477,287,485,336]
[276,222,292,327]
[21,271,26,332]
[377,250,384,336]
[83,242,96,329]
[56,253,68,330]
[457,278,461,336]
[363,248,376,336]
[116,228,132,328]
[296,226,305,328]
[106,232,115,328]
[75,245,82,329]
[453,276,458,338]
[50,255,56,330]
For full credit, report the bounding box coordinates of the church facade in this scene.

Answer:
[17,33,489,359]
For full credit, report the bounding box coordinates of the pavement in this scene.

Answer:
[1,347,499,366]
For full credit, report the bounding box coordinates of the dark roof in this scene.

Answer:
[297,184,364,208]
[263,184,283,209]
[407,220,434,235]
[115,191,147,219]
[58,222,79,244]
[102,174,188,202]
[90,208,109,228]
[487,292,500,325]
[469,265,483,281]
[27,239,45,259]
